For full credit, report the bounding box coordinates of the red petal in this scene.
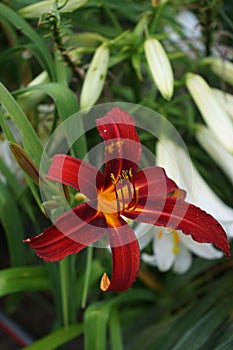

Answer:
[24,202,106,262]
[96,108,141,184]
[45,154,104,198]
[124,196,230,257]
[100,216,140,292]
[134,167,179,198]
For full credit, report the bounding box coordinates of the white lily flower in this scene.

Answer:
[142,227,223,274]
[186,73,233,153]
[157,138,233,237]
[138,138,232,274]
[196,125,233,185]
[212,88,233,122]
[144,37,174,100]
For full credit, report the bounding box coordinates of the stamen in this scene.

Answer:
[110,173,120,211]
[172,230,180,255]
[109,168,138,212]
[110,173,117,184]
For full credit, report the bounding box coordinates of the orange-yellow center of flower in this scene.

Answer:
[97,169,137,216]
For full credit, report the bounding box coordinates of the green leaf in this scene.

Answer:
[84,300,115,350]
[13,83,87,159]
[0,182,26,266]
[0,82,45,167]
[84,288,154,350]
[0,266,50,296]
[109,307,123,350]
[21,323,83,350]
[173,297,232,350]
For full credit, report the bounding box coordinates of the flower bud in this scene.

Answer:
[18,0,88,18]
[186,73,233,153]
[144,37,174,100]
[204,58,233,87]
[196,125,233,184]
[80,44,109,110]
[9,142,41,184]
[212,88,233,122]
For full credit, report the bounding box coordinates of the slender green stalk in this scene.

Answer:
[149,1,167,34]
[102,1,122,34]
[81,246,93,309]
[59,258,70,328]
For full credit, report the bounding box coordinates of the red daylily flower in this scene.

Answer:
[25,108,230,292]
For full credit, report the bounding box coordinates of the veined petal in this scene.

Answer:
[45,154,104,198]
[100,216,140,292]
[24,202,106,262]
[96,108,141,184]
[134,166,179,198]
[124,196,230,257]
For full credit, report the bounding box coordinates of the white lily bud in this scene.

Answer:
[18,0,88,18]
[212,88,233,122]
[196,125,233,185]
[205,58,233,86]
[80,44,109,110]
[144,37,174,100]
[186,73,233,153]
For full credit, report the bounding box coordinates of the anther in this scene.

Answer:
[110,173,116,184]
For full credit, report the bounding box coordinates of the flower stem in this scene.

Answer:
[81,246,93,309]
[60,258,70,328]
[149,1,167,34]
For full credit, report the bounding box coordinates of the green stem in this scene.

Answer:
[102,1,122,34]
[149,1,167,34]
[60,258,70,328]
[81,246,93,309]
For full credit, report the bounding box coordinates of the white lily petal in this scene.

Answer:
[212,88,233,122]
[180,234,223,259]
[141,253,158,267]
[196,126,233,184]
[154,230,176,271]
[173,246,192,274]
[134,222,154,250]
[186,73,233,153]
[157,139,233,236]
